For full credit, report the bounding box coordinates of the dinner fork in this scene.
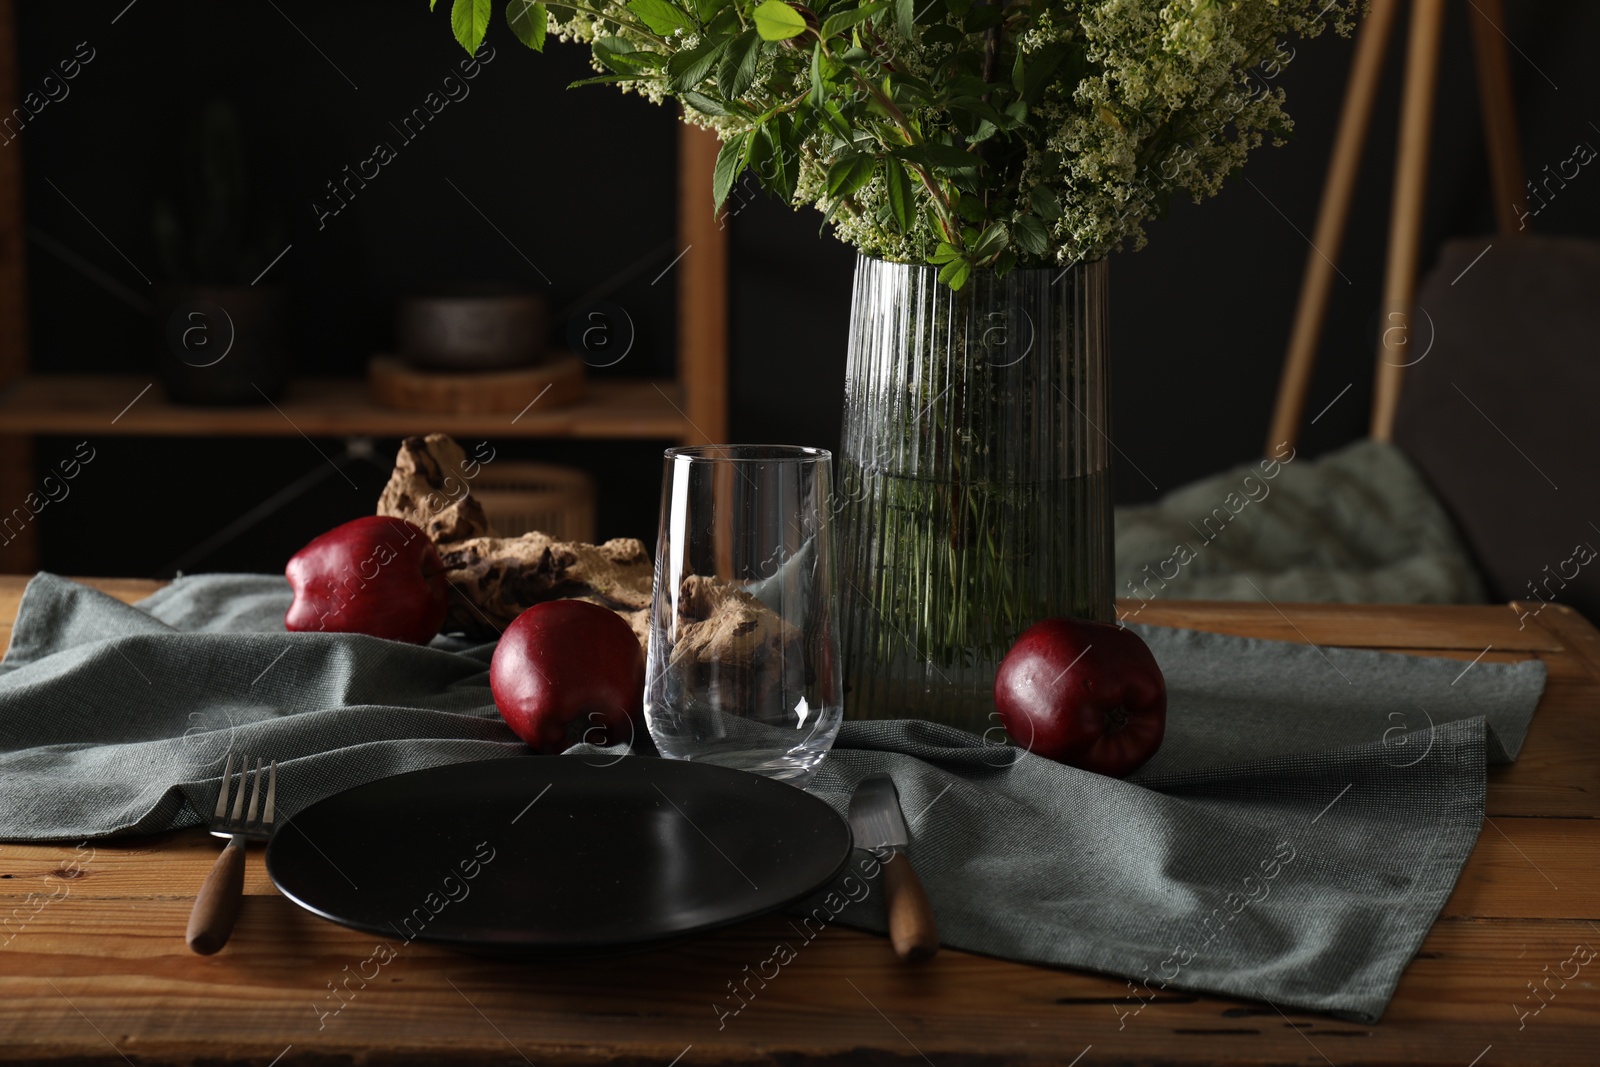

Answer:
[186,752,276,955]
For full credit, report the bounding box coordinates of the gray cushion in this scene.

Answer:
[1115,439,1487,609]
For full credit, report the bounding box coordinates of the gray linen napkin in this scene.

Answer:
[0,573,1546,1023]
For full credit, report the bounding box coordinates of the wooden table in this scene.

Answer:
[2,578,1598,1065]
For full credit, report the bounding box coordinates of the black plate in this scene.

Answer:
[266,756,852,956]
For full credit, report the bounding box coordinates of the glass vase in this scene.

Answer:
[836,254,1114,731]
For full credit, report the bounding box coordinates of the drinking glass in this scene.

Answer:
[644,445,843,786]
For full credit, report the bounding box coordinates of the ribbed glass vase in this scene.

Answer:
[836,254,1114,730]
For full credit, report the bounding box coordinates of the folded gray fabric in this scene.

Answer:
[0,573,1546,1023]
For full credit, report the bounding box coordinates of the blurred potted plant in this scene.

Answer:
[152,100,289,405]
[436,0,1359,726]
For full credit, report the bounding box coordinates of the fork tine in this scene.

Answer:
[228,755,252,825]
[244,757,265,829]
[212,752,236,822]
[262,761,277,828]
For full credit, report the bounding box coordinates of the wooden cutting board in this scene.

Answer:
[368,353,585,414]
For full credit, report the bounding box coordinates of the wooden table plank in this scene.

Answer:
[1520,601,1600,682]
[2,577,1598,1065]
[1488,679,1600,818]
[1125,598,1564,653]
[3,897,1597,1065]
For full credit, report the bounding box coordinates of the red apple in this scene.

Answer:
[284,516,449,645]
[490,600,645,753]
[993,618,1166,777]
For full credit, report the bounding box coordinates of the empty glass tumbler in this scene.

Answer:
[644,445,843,786]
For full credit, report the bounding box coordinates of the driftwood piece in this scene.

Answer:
[669,574,803,713]
[375,434,798,678]
[377,433,491,544]
[672,575,795,668]
[435,532,655,643]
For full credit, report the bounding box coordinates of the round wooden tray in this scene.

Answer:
[368,354,584,414]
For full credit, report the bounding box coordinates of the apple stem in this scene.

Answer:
[1106,706,1128,733]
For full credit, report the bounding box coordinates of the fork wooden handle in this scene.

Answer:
[187,835,246,955]
[882,850,939,964]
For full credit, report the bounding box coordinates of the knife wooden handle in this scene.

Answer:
[187,835,246,955]
[883,851,939,964]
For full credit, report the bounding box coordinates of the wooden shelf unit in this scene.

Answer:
[0,374,699,440]
[0,0,728,572]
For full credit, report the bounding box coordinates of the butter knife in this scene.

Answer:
[847,775,938,963]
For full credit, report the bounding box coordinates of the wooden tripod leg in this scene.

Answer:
[1371,0,1447,444]
[1265,0,1400,454]
[1468,0,1527,235]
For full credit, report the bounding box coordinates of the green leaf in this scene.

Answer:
[681,90,728,115]
[809,40,829,105]
[748,112,798,202]
[883,156,914,233]
[1019,43,1069,103]
[885,71,936,106]
[825,153,875,200]
[739,121,764,170]
[895,0,916,40]
[1013,214,1049,255]
[594,37,663,75]
[506,0,547,50]
[667,35,729,91]
[718,29,761,98]
[937,257,972,290]
[691,0,721,20]
[972,221,1008,259]
[450,0,492,54]
[628,0,697,36]
[747,119,773,176]
[821,2,887,39]
[1028,184,1061,221]
[954,193,985,222]
[710,6,743,32]
[569,74,641,87]
[945,95,1008,126]
[713,131,750,211]
[945,74,992,99]
[753,0,808,41]
[929,242,961,264]
[896,142,980,173]
[774,115,800,202]
[819,98,853,141]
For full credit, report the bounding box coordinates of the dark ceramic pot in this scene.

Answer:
[155,285,291,405]
[397,285,548,371]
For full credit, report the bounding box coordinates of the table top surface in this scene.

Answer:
[2,577,1598,1066]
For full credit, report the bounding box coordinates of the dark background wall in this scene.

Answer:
[13,1,1600,581]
